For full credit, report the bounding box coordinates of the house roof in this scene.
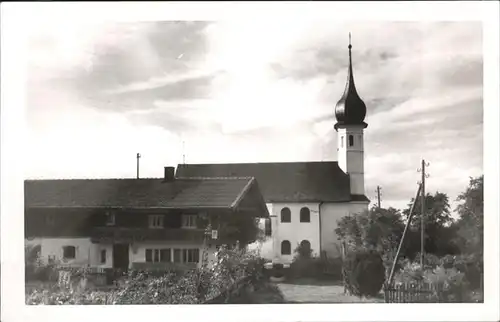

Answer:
[24,177,268,213]
[176,161,368,203]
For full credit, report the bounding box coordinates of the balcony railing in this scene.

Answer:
[90,227,205,243]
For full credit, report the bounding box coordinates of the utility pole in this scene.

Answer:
[388,183,422,285]
[417,159,430,268]
[136,153,141,179]
[376,186,382,208]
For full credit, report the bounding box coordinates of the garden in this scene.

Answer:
[25,245,285,305]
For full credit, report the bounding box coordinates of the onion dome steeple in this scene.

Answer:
[334,33,368,131]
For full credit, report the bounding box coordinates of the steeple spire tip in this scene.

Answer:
[348,32,352,49]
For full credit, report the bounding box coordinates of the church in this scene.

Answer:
[175,39,370,263]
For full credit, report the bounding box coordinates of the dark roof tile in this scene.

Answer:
[24,177,257,209]
[176,162,361,202]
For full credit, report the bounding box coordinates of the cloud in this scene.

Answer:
[27,21,214,114]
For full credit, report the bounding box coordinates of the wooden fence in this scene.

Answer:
[384,282,441,303]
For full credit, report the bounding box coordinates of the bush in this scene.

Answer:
[394,261,424,284]
[290,258,321,279]
[439,254,483,290]
[343,249,385,297]
[423,266,471,302]
[393,259,477,303]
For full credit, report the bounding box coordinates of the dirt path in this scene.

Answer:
[277,282,383,303]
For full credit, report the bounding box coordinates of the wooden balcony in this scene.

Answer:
[90,227,205,243]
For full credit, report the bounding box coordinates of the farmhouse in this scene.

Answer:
[24,167,269,270]
[176,41,370,263]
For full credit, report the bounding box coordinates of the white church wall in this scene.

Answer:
[270,202,321,264]
[319,202,369,258]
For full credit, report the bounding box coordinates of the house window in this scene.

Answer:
[183,249,200,263]
[349,135,354,147]
[173,249,182,263]
[264,218,272,236]
[281,240,291,255]
[100,250,106,264]
[48,255,56,264]
[148,215,164,228]
[105,211,115,226]
[160,249,171,262]
[62,246,76,260]
[300,207,311,223]
[182,215,197,228]
[280,207,291,223]
[145,248,171,263]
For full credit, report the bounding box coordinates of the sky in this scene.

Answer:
[25,20,483,213]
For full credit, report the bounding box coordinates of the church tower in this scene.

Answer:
[334,34,368,196]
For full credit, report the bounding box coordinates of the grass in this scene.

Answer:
[275,278,384,303]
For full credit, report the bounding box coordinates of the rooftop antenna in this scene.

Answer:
[136,153,141,179]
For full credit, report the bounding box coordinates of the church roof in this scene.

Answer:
[334,34,368,130]
[176,161,368,203]
[24,177,268,214]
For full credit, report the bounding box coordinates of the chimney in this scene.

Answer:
[164,166,175,182]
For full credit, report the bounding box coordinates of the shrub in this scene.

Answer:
[394,261,424,284]
[423,266,471,302]
[343,249,385,297]
[411,252,441,269]
[439,254,483,290]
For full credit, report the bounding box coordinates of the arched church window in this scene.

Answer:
[300,207,310,222]
[341,136,344,148]
[349,135,354,147]
[300,240,311,252]
[280,207,291,223]
[281,240,291,255]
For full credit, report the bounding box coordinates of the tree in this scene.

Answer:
[454,175,483,255]
[402,191,456,257]
[335,206,405,257]
[217,212,261,247]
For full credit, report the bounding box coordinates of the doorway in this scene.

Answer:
[112,243,129,271]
